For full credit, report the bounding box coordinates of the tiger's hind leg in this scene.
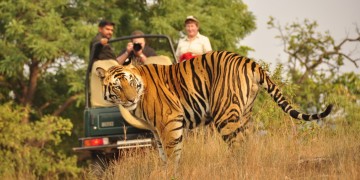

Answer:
[219,81,259,147]
[215,110,253,148]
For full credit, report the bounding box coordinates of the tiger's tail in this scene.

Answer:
[253,62,332,120]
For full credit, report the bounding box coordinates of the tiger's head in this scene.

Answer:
[96,65,144,111]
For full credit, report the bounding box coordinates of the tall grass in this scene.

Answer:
[84,123,360,179]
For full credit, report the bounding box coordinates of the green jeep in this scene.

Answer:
[73,34,177,158]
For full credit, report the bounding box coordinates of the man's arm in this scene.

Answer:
[90,35,108,61]
[116,50,129,64]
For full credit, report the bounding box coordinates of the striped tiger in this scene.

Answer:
[96,51,332,164]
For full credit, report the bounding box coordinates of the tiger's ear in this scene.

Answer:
[96,67,106,80]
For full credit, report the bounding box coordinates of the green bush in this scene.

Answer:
[0,102,80,179]
[252,63,360,135]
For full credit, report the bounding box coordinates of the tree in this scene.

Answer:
[0,0,99,122]
[268,17,360,83]
[267,17,360,116]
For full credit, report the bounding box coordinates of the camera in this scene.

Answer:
[133,43,142,52]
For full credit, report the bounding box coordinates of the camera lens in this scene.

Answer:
[133,43,142,52]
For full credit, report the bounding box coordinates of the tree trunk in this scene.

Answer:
[21,60,40,123]
[26,60,40,106]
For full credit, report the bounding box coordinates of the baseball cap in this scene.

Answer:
[185,15,199,24]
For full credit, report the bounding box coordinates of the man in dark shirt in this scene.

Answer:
[90,20,116,61]
[116,30,157,66]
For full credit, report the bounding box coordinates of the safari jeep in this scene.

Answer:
[73,34,177,158]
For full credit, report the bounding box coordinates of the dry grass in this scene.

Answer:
[84,125,360,180]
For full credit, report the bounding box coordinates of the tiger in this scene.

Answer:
[96,51,333,164]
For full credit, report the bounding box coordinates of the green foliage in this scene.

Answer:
[0,0,94,110]
[268,17,360,83]
[33,61,86,116]
[254,17,360,136]
[266,17,360,115]
[333,72,360,95]
[327,73,360,129]
[0,102,79,178]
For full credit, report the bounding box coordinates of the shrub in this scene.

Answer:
[0,102,80,179]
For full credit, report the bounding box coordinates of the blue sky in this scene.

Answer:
[241,0,360,74]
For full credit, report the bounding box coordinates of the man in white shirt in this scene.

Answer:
[175,16,212,62]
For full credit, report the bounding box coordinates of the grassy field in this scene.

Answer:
[84,122,360,180]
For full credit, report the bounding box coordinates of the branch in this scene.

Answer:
[40,60,53,71]
[297,70,310,84]
[39,102,51,111]
[339,52,360,68]
[273,20,289,55]
[38,102,51,116]
[336,36,360,50]
[323,61,338,69]
[0,81,10,87]
[52,94,80,116]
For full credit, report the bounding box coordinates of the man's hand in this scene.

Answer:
[100,38,108,45]
[126,42,134,53]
